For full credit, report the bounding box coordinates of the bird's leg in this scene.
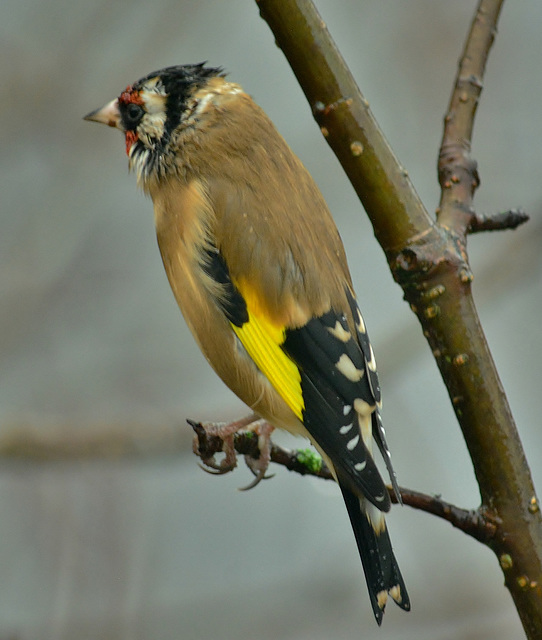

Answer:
[193,415,275,489]
[193,414,260,474]
[239,420,275,491]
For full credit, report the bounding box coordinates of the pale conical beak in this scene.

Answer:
[83,98,122,129]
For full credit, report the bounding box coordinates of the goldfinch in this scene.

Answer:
[84,63,410,624]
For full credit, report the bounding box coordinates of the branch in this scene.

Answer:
[437,0,506,235]
[191,421,498,543]
[256,0,434,254]
[255,1,542,636]
[435,5,542,631]
[390,489,498,545]
[190,419,332,480]
[468,208,529,233]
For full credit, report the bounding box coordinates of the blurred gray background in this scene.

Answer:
[1,1,541,638]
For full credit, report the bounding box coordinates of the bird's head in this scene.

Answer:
[84,63,225,187]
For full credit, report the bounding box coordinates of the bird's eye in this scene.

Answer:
[122,102,145,129]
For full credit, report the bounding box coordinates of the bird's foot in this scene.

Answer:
[239,420,275,491]
[192,414,256,474]
[191,415,275,489]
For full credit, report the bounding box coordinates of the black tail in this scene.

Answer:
[340,484,410,625]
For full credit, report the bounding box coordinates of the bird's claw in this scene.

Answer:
[197,461,234,475]
[199,444,237,473]
[193,422,239,474]
[238,421,275,490]
[238,467,275,491]
[191,416,275,488]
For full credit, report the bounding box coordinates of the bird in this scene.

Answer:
[84,63,410,624]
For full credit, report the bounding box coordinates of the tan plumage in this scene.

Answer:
[84,63,409,624]
[152,84,351,425]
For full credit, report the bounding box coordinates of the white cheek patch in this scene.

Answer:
[140,92,167,142]
[138,115,166,145]
[142,90,167,114]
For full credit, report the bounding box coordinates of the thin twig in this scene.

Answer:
[468,209,529,233]
[391,488,498,545]
[437,0,506,234]
[190,420,498,543]
[190,419,332,480]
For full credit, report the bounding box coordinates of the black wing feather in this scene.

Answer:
[283,306,390,511]
[201,247,248,327]
[344,288,402,503]
[341,485,410,624]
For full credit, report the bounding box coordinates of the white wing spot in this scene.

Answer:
[354,461,367,471]
[366,503,386,532]
[356,309,366,334]
[343,404,351,416]
[336,354,364,382]
[347,434,360,450]
[339,423,353,435]
[359,413,372,451]
[390,585,403,604]
[354,397,373,416]
[366,344,377,372]
[327,321,351,343]
[377,590,388,610]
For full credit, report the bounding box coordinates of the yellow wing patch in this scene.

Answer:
[231,283,304,421]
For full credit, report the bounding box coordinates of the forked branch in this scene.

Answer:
[253,1,541,636]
